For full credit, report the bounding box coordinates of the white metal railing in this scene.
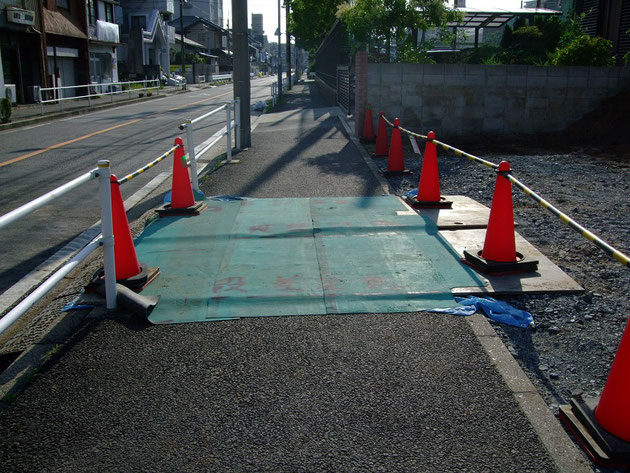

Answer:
[179,98,241,192]
[270,73,298,106]
[0,162,116,336]
[38,79,161,115]
[0,97,241,336]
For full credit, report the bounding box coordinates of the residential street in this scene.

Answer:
[0,77,275,294]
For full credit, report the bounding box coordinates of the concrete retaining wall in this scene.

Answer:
[366,63,630,137]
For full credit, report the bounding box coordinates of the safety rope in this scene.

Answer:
[379,113,630,269]
[117,144,181,185]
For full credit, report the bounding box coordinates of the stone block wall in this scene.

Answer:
[366,63,630,138]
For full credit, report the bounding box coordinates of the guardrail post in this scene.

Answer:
[235,98,241,150]
[39,87,43,115]
[97,160,117,310]
[226,102,232,163]
[185,120,200,192]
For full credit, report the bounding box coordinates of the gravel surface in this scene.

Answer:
[365,135,630,470]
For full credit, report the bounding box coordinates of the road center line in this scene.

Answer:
[0,90,233,168]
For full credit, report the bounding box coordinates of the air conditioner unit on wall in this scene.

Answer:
[4,84,17,104]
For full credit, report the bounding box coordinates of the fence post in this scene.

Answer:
[129,81,132,99]
[39,87,43,115]
[97,160,117,310]
[226,103,232,163]
[235,98,241,150]
[185,120,200,192]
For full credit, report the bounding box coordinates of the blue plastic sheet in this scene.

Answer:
[403,188,418,198]
[61,297,95,312]
[430,296,534,328]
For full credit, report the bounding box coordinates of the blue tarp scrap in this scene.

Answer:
[61,296,95,312]
[430,296,534,328]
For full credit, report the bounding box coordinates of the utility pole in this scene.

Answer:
[232,0,251,147]
[277,0,282,97]
[286,0,291,90]
[179,0,186,89]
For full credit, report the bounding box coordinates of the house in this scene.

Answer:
[171,15,229,71]
[0,0,45,103]
[87,0,121,84]
[42,0,90,97]
[573,0,630,62]
[118,0,175,79]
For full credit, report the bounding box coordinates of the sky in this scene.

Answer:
[221,0,524,43]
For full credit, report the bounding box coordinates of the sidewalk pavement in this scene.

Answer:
[0,81,591,472]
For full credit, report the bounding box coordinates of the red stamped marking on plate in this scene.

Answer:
[213,277,247,294]
[274,275,300,292]
[248,225,270,233]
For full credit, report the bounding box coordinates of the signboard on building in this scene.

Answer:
[6,7,35,26]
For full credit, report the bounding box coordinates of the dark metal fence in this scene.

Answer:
[314,21,353,113]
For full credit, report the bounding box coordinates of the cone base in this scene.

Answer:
[405,195,453,209]
[462,250,538,275]
[157,201,207,217]
[86,264,161,293]
[558,396,630,467]
[381,169,412,177]
[370,153,388,159]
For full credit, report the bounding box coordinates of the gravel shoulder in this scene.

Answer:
[362,134,630,472]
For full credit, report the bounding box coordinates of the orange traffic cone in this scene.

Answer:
[105,175,159,290]
[463,161,537,274]
[406,131,452,208]
[382,118,411,176]
[559,317,630,466]
[361,104,375,142]
[596,316,630,441]
[371,112,388,158]
[157,137,207,216]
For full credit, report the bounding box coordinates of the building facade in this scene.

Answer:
[119,0,175,78]
[87,0,121,84]
[0,0,44,103]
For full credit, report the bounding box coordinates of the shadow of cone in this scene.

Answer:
[360,104,375,142]
[371,112,388,158]
[559,316,630,466]
[406,131,452,208]
[157,137,207,216]
[382,118,411,176]
[463,161,537,274]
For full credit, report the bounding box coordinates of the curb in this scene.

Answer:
[337,109,593,473]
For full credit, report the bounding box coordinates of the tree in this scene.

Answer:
[288,0,347,53]
[337,0,461,62]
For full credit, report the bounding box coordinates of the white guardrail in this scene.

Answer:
[38,79,161,115]
[0,98,241,336]
[270,73,298,106]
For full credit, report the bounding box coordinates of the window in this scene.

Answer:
[87,0,97,25]
[57,0,69,9]
[131,15,146,29]
[104,3,114,23]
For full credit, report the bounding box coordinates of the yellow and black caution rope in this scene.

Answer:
[379,114,630,269]
[117,144,181,185]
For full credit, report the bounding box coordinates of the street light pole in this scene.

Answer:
[286,0,291,90]
[277,0,282,97]
[179,0,186,89]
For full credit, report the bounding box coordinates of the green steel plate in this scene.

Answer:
[134,197,483,324]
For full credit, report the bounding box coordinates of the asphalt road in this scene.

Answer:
[0,77,276,294]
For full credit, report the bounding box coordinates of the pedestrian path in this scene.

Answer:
[0,80,591,473]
